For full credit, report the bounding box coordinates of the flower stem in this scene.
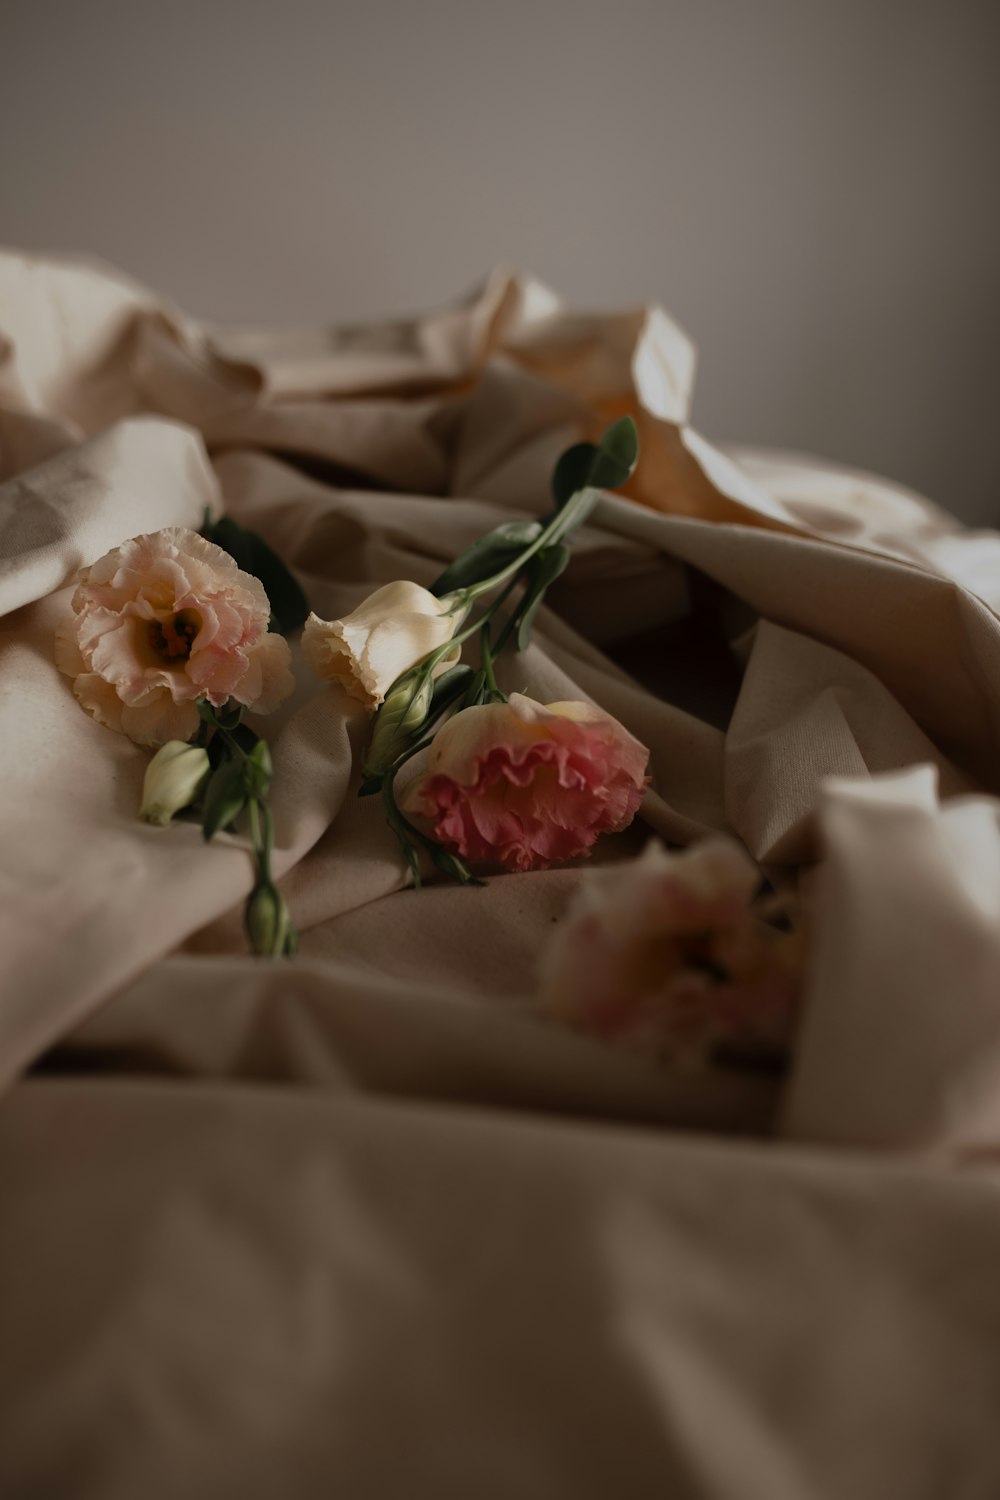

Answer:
[380,736,479,888]
[198,699,294,957]
[248,795,274,883]
[458,487,591,604]
[479,622,507,703]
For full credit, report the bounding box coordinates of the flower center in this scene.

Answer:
[148,608,201,663]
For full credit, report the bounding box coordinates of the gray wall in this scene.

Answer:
[4,0,999,522]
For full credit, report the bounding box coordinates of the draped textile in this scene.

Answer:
[2,250,999,1497]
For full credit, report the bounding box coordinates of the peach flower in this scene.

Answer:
[402,693,649,872]
[540,838,803,1066]
[302,581,461,713]
[56,527,294,745]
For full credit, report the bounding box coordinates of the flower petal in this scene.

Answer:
[55,525,294,744]
[405,694,650,872]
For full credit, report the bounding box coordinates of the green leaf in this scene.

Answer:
[206,719,259,771]
[515,543,571,651]
[459,668,487,710]
[428,663,475,718]
[431,519,543,596]
[204,515,256,573]
[551,416,639,508]
[598,414,640,475]
[550,443,599,509]
[202,758,249,841]
[217,701,247,732]
[423,841,484,887]
[203,515,309,635]
[402,839,424,890]
[229,722,260,752]
[543,485,602,552]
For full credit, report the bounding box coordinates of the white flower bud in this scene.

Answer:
[140,741,211,826]
[301,581,462,712]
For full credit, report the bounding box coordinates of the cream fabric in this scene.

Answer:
[2,249,1000,1497]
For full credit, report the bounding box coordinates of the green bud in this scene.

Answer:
[244,880,293,958]
[140,742,211,826]
[364,671,434,778]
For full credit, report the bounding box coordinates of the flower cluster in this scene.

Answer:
[300,417,651,885]
[56,421,650,963]
[56,418,801,1067]
[57,517,306,955]
[540,838,803,1066]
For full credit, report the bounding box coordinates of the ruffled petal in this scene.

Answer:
[73,672,126,735]
[56,525,293,743]
[120,692,201,747]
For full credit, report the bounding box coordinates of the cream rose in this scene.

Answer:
[302,580,461,712]
[56,526,295,746]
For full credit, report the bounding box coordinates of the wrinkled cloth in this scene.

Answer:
[2,249,1000,1498]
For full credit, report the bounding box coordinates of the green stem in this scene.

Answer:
[248,796,273,884]
[492,596,524,657]
[418,570,523,682]
[381,774,423,887]
[216,722,254,767]
[380,736,476,888]
[458,487,591,604]
[414,491,585,678]
[479,622,507,703]
[200,700,294,955]
[368,487,595,887]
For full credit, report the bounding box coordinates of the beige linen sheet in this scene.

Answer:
[1,250,999,1497]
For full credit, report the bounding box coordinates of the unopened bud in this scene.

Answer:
[244,880,294,958]
[363,671,434,778]
[140,742,211,826]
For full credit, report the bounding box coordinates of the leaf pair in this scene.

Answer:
[202,727,272,841]
[202,513,310,635]
[550,415,639,509]
[431,519,543,597]
[513,543,571,651]
[430,417,638,600]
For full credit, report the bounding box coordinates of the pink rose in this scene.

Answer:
[56,526,295,745]
[402,693,649,872]
[540,838,803,1066]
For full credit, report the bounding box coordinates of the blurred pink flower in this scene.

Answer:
[403,693,649,872]
[541,838,803,1065]
[56,526,294,745]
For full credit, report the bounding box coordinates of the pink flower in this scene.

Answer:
[56,526,294,745]
[540,838,803,1066]
[402,693,650,872]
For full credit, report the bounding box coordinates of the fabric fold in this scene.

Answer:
[782,766,1000,1153]
[3,247,1000,1496]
